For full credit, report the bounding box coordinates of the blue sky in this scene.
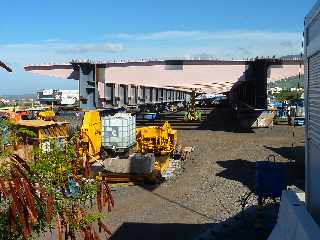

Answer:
[0,0,317,94]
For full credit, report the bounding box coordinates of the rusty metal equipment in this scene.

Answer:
[0,110,29,122]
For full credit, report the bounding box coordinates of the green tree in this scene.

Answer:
[274,90,302,102]
[0,126,113,240]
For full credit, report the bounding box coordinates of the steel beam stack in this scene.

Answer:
[74,62,189,110]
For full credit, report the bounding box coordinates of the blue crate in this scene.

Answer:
[256,157,287,198]
[294,118,305,126]
[143,113,157,120]
[276,109,287,118]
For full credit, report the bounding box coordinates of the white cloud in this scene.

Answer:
[115,31,197,40]
[114,30,302,42]
[44,38,64,43]
[0,30,301,66]
[0,30,302,94]
[111,30,302,59]
[57,43,124,54]
[117,31,201,40]
[0,41,124,55]
[3,43,40,49]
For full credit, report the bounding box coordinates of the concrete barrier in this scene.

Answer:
[103,153,155,175]
[268,191,320,240]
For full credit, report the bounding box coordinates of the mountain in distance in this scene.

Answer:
[280,54,303,60]
[268,75,304,90]
[1,93,36,100]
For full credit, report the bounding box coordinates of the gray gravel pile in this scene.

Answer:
[161,158,184,180]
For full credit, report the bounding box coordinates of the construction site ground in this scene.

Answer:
[107,107,305,240]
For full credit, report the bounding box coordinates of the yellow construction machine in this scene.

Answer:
[136,121,177,173]
[77,111,178,181]
[37,110,56,121]
[78,111,102,163]
[136,121,177,155]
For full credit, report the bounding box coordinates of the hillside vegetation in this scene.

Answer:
[268,75,304,90]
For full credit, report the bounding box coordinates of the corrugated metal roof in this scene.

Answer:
[16,120,68,128]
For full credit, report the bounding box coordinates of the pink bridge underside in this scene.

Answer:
[25,63,303,94]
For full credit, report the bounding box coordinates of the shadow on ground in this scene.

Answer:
[264,146,305,190]
[264,145,305,166]
[112,158,281,240]
[216,156,304,193]
[216,159,256,192]
[198,106,254,133]
[110,204,277,240]
[138,105,257,133]
[110,222,211,240]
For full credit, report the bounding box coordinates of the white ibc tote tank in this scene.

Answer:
[101,113,136,150]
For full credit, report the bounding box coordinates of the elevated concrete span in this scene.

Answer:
[229,59,304,109]
[25,59,303,110]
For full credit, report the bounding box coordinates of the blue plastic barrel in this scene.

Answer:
[256,159,287,198]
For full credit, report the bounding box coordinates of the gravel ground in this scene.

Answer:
[42,107,305,240]
[107,114,305,240]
